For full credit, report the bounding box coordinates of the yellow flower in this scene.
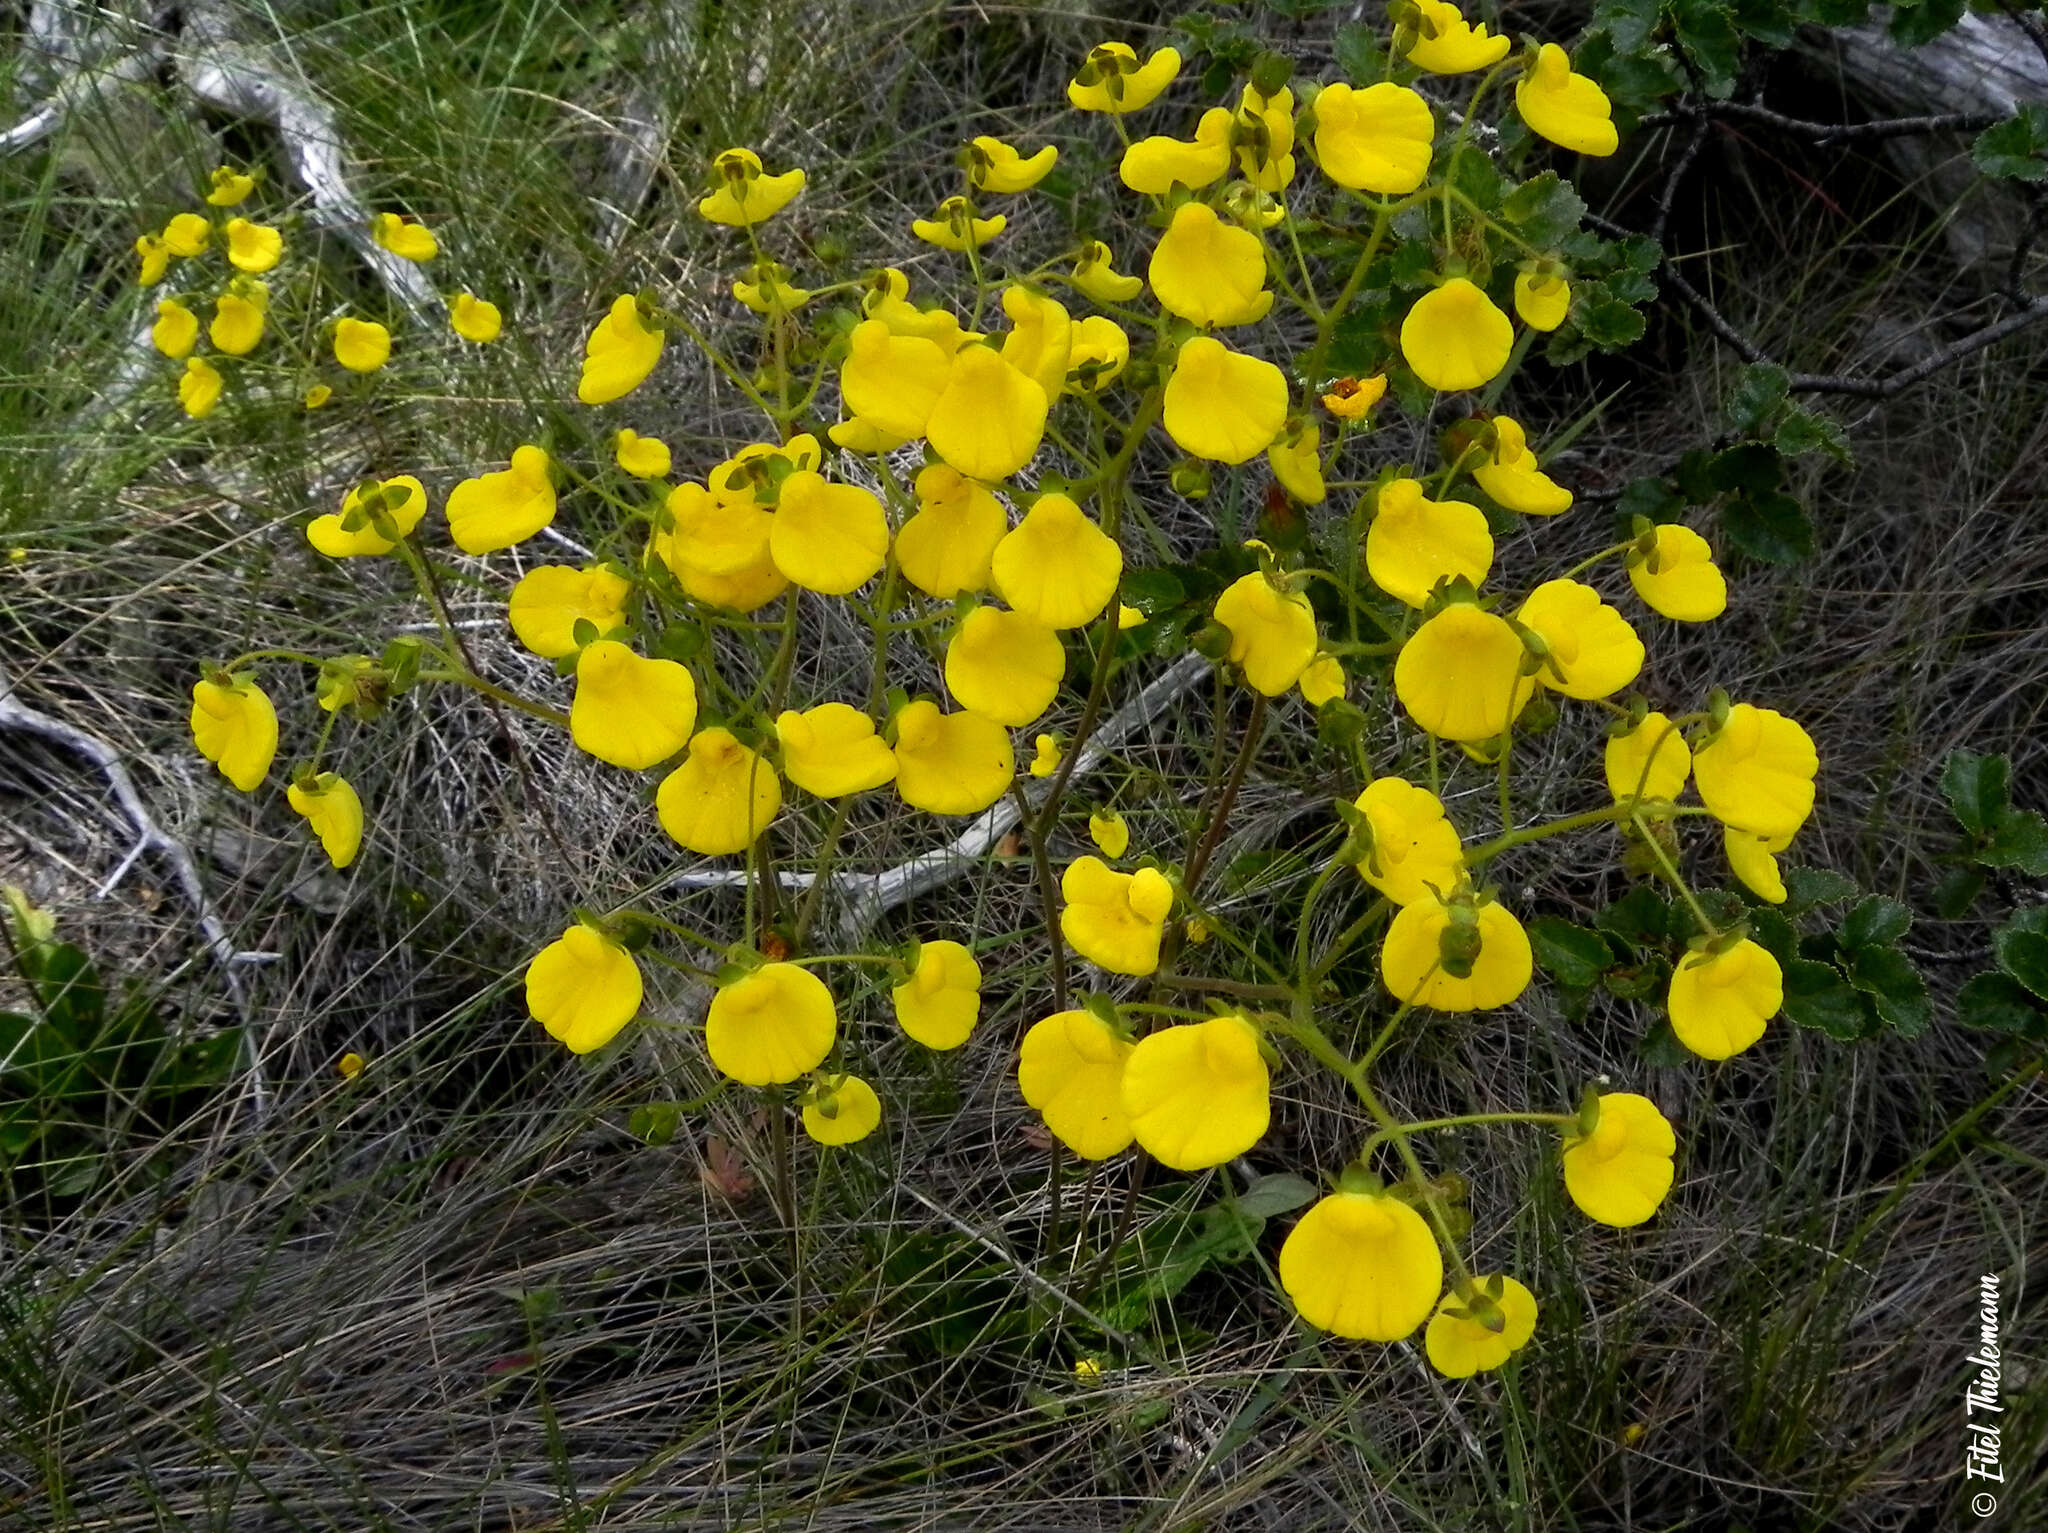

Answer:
[775,704,898,797]
[333,316,391,373]
[304,385,332,410]
[768,471,889,594]
[1029,734,1063,777]
[507,564,632,658]
[1395,600,1532,742]
[1366,478,1494,608]
[1070,239,1146,304]
[613,428,671,479]
[451,292,503,343]
[151,298,198,359]
[1279,1190,1443,1341]
[1119,106,1234,194]
[998,286,1072,401]
[895,465,1005,599]
[1513,271,1571,331]
[827,416,911,453]
[1472,416,1573,515]
[1121,1014,1269,1170]
[205,166,255,207]
[1351,778,1465,907]
[135,233,170,286]
[913,196,1005,251]
[861,268,976,350]
[1604,712,1692,803]
[371,211,439,261]
[446,445,556,554]
[1313,83,1434,194]
[223,217,282,273]
[705,962,836,1085]
[577,294,664,405]
[1061,856,1173,976]
[1515,579,1643,700]
[1073,1357,1103,1382]
[1018,1009,1135,1159]
[1562,1092,1676,1227]
[1402,0,1512,73]
[1266,421,1325,504]
[179,356,224,418]
[1401,278,1514,392]
[1300,653,1347,706]
[1088,811,1130,859]
[1669,938,1782,1060]
[1214,571,1319,696]
[969,135,1058,192]
[1233,82,1296,191]
[1321,374,1388,420]
[1381,887,1532,1010]
[1117,604,1145,630]
[893,940,983,1050]
[990,493,1121,629]
[656,728,782,854]
[927,346,1048,482]
[338,1051,364,1079]
[307,475,429,557]
[651,483,787,612]
[697,147,806,226]
[210,285,269,356]
[190,673,277,791]
[891,700,1015,814]
[1691,704,1818,839]
[287,771,364,868]
[1626,524,1727,621]
[839,319,953,439]
[1219,181,1286,229]
[1726,825,1794,905]
[571,640,698,769]
[1516,44,1619,157]
[945,606,1065,727]
[1162,336,1288,464]
[732,261,812,315]
[162,212,211,257]
[1425,1276,1538,1378]
[526,923,642,1054]
[711,435,822,501]
[802,1074,883,1145]
[1148,202,1272,328]
[1067,42,1181,113]
[1066,315,1129,393]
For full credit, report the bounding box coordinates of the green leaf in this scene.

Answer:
[1597,886,1671,952]
[1616,475,1686,525]
[1782,959,1871,1040]
[1971,106,2048,182]
[1745,906,1797,964]
[1232,1172,1319,1218]
[1528,917,1617,989]
[1725,362,1790,436]
[1581,299,1646,349]
[1847,945,1932,1036]
[1837,896,1911,952]
[1639,1017,1693,1068]
[1775,406,1853,464]
[1942,749,2010,836]
[1992,908,2048,1001]
[1782,866,1858,916]
[1888,0,1966,47]
[1333,23,1386,82]
[1447,145,1503,211]
[1978,809,2048,876]
[32,944,104,1037]
[1956,972,2047,1037]
[1934,867,1986,920]
[1501,171,1586,248]
[1671,0,1742,96]
[1721,488,1812,564]
[629,1102,681,1146]
[1603,954,1671,1001]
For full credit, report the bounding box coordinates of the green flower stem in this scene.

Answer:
[790,952,902,970]
[1182,692,1267,897]
[649,304,777,419]
[1014,781,1071,1011]
[1293,860,1345,988]
[792,796,854,951]
[1120,1001,1221,1023]
[1464,803,1632,866]
[1150,973,1296,1002]
[1360,1110,1576,1161]
[415,669,569,728]
[632,910,729,955]
[1359,996,1419,1073]
[1630,807,1722,937]
[1298,207,1390,395]
[1308,894,1391,987]
[219,647,325,672]
[1558,540,1637,582]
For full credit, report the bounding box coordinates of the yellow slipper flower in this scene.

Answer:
[1692,704,1817,839]
[1402,0,1511,73]
[1300,653,1347,706]
[1061,856,1173,976]
[704,962,836,1085]
[1351,777,1466,908]
[1162,336,1288,464]
[1381,887,1533,1010]
[1018,1008,1136,1159]
[1313,82,1434,195]
[839,318,954,439]
[304,385,332,410]
[307,475,429,558]
[697,147,806,227]
[802,1074,883,1145]
[1394,600,1532,742]
[1513,270,1571,331]
[1401,278,1514,392]
[1266,421,1326,504]
[897,464,1006,599]
[1279,1189,1443,1341]
[287,771,364,868]
[1669,938,1783,1060]
[223,217,282,273]
[1321,373,1387,420]
[577,294,664,405]
[1233,82,1296,191]
[827,416,911,454]
[1562,1092,1676,1226]
[891,700,1015,814]
[1214,571,1319,696]
[1366,478,1494,608]
[969,136,1057,193]
[1726,825,1794,904]
[190,673,277,791]
[913,196,1005,251]
[926,345,1049,482]
[1120,1014,1269,1170]
[651,485,788,613]
[1089,810,1130,858]
[1119,106,1234,194]
[613,428,671,479]
[135,233,171,286]
[333,316,390,373]
[526,923,642,1054]
[944,606,1065,726]
[1066,315,1130,393]
[178,357,224,418]
[990,494,1121,629]
[655,728,781,854]
[151,298,198,359]
[1626,523,1727,621]
[1067,41,1181,113]
[1472,416,1573,515]
[1425,1276,1538,1378]
[1147,202,1272,328]
[162,213,210,258]
[450,292,502,342]
[1604,711,1693,803]
[205,166,255,207]
[768,471,889,595]
[999,286,1073,401]
[210,286,269,356]
[1515,579,1644,699]
[507,564,632,657]
[446,445,555,554]
[371,211,438,261]
[774,703,898,798]
[1029,734,1063,778]
[1517,44,1620,158]
[571,641,698,769]
[731,261,812,315]
[1070,239,1147,304]
[892,940,983,1050]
